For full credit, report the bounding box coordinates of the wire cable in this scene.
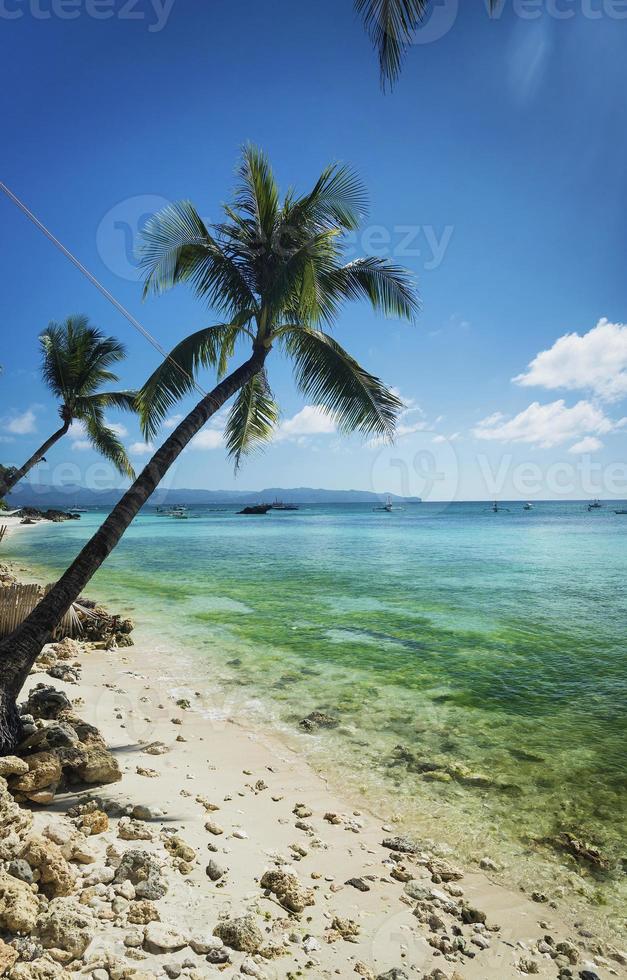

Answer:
[0,179,208,399]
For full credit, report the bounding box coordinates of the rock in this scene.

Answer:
[427,858,463,882]
[131,804,162,821]
[10,752,62,796]
[51,637,81,661]
[381,836,420,854]
[79,810,108,835]
[260,870,315,914]
[143,923,188,954]
[240,959,266,979]
[299,711,338,732]
[9,961,72,980]
[124,930,144,948]
[345,877,370,892]
[126,901,160,925]
[205,860,225,882]
[189,935,225,956]
[403,882,432,901]
[20,835,75,898]
[24,686,71,720]
[376,971,409,980]
[0,757,29,778]
[517,959,540,975]
[0,938,18,976]
[163,836,195,862]
[118,818,153,841]
[7,938,43,963]
[37,899,94,960]
[579,974,601,980]
[162,964,181,979]
[114,850,167,901]
[74,744,121,785]
[204,820,223,836]
[0,869,39,933]
[142,742,168,756]
[460,903,486,925]
[47,665,80,685]
[0,779,32,840]
[329,917,360,941]
[213,916,264,953]
[6,859,34,885]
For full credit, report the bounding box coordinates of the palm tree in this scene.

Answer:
[0,316,136,500]
[0,146,419,752]
[356,0,501,89]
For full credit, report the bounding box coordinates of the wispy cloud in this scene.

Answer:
[129,441,155,455]
[569,436,603,455]
[275,405,336,442]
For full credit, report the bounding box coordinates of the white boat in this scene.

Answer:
[588,499,602,511]
[373,495,394,513]
[523,502,533,511]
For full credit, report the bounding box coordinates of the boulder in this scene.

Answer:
[299,711,338,732]
[213,916,264,954]
[10,753,62,797]
[0,870,39,933]
[79,810,108,835]
[0,779,32,839]
[20,835,75,898]
[0,938,18,976]
[37,899,94,960]
[74,744,121,785]
[8,961,72,980]
[0,758,29,778]
[23,686,71,721]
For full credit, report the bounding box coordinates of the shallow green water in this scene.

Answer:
[5,501,627,929]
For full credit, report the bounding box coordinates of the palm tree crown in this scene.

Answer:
[40,315,136,477]
[138,145,419,467]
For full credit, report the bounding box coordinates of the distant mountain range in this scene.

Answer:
[7,484,421,508]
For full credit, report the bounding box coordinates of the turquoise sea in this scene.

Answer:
[5,501,627,931]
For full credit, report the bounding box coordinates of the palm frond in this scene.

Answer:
[324,256,420,322]
[138,201,256,316]
[137,320,252,440]
[83,415,135,479]
[224,370,279,470]
[284,163,368,232]
[235,144,280,241]
[356,0,502,89]
[84,391,139,412]
[283,326,404,440]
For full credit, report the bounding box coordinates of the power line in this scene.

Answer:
[0,179,207,399]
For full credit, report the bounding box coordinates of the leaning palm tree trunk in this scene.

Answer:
[0,420,70,499]
[0,346,267,752]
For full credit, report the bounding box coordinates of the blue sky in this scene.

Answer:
[1,0,627,500]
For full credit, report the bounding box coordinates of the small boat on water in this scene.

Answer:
[156,505,189,519]
[373,495,394,513]
[239,504,272,515]
[614,509,627,515]
[523,502,533,511]
[271,499,299,511]
[588,499,603,511]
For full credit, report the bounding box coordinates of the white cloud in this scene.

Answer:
[72,440,92,452]
[276,405,336,441]
[164,414,183,430]
[2,408,37,435]
[473,399,619,449]
[433,432,461,444]
[569,436,604,454]
[190,429,224,451]
[107,421,128,438]
[68,421,86,441]
[514,318,627,403]
[129,441,155,455]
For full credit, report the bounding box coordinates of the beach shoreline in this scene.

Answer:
[0,519,625,977]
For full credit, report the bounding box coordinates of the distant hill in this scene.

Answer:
[7,483,421,508]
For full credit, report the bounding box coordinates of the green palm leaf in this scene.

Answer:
[356,0,502,89]
[137,320,252,440]
[82,414,135,480]
[224,370,279,470]
[283,326,403,440]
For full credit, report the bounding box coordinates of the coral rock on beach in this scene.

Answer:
[36,899,94,961]
[0,870,39,934]
[213,915,264,953]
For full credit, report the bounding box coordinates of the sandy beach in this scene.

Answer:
[0,517,625,980]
